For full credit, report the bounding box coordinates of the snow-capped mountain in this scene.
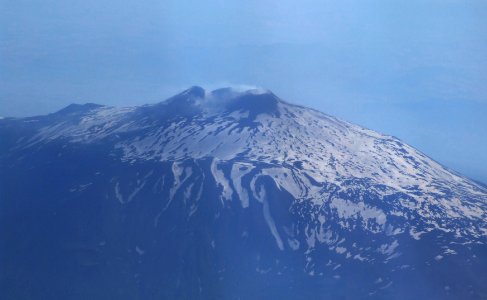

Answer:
[1,87,486,299]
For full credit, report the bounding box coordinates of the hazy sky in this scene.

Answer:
[1,0,487,182]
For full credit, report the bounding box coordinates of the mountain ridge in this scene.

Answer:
[0,86,486,299]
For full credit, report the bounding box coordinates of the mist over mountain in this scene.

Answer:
[1,87,486,299]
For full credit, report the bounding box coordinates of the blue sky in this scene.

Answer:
[1,0,486,182]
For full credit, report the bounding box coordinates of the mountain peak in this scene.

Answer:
[224,88,280,118]
[183,86,206,98]
[153,86,281,120]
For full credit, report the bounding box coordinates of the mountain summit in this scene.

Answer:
[1,87,486,299]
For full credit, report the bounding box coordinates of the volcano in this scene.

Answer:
[1,87,486,299]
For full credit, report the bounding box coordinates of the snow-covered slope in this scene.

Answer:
[1,86,486,299]
[18,87,487,237]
